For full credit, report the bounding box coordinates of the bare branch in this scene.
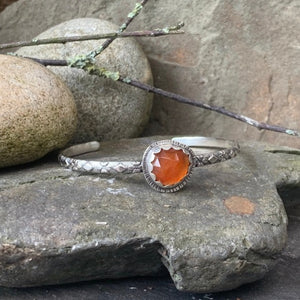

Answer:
[92,0,150,59]
[0,26,184,51]
[119,76,300,137]
[22,56,299,138]
[24,57,68,66]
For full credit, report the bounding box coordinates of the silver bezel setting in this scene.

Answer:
[142,140,195,193]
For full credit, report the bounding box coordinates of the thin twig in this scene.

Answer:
[118,76,300,137]
[91,0,150,59]
[0,27,184,51]
[24,57,68,66]
[23,56,299,137]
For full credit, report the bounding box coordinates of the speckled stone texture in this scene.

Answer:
[0,54,77,168]
[0,137,299,292]
[16,18,153,143]
[0,0,299,147]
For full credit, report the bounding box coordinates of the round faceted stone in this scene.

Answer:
[151,148,190,186]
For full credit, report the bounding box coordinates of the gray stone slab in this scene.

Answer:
[0,137,299,293]
[0,207,298,300]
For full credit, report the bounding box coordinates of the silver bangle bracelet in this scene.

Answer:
[58,136,240,193]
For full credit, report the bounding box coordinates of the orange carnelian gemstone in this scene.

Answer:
[151,148,190,186]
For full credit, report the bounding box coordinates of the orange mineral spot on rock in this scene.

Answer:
[224,196,255,215]
[151,148,190,186]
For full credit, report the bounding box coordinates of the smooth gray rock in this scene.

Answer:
[16,18,153,143]
[0,0,299,148]
[0,137,299,293]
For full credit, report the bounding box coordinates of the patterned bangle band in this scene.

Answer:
[58,136,240,193]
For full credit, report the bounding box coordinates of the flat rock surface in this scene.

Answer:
[0,0,299,147]
[0,211,300,300]
[0,137,299,293]
[0,208,298,300]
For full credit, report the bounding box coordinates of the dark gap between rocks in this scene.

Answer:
[277,186,300,215]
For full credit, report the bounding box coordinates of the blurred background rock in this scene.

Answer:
[1,0,299,147]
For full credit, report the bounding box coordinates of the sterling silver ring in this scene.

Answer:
[58,137,240,193]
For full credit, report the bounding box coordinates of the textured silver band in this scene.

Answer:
[58,137,240,175]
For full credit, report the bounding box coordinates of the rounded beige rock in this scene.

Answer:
[0,54,77,168]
